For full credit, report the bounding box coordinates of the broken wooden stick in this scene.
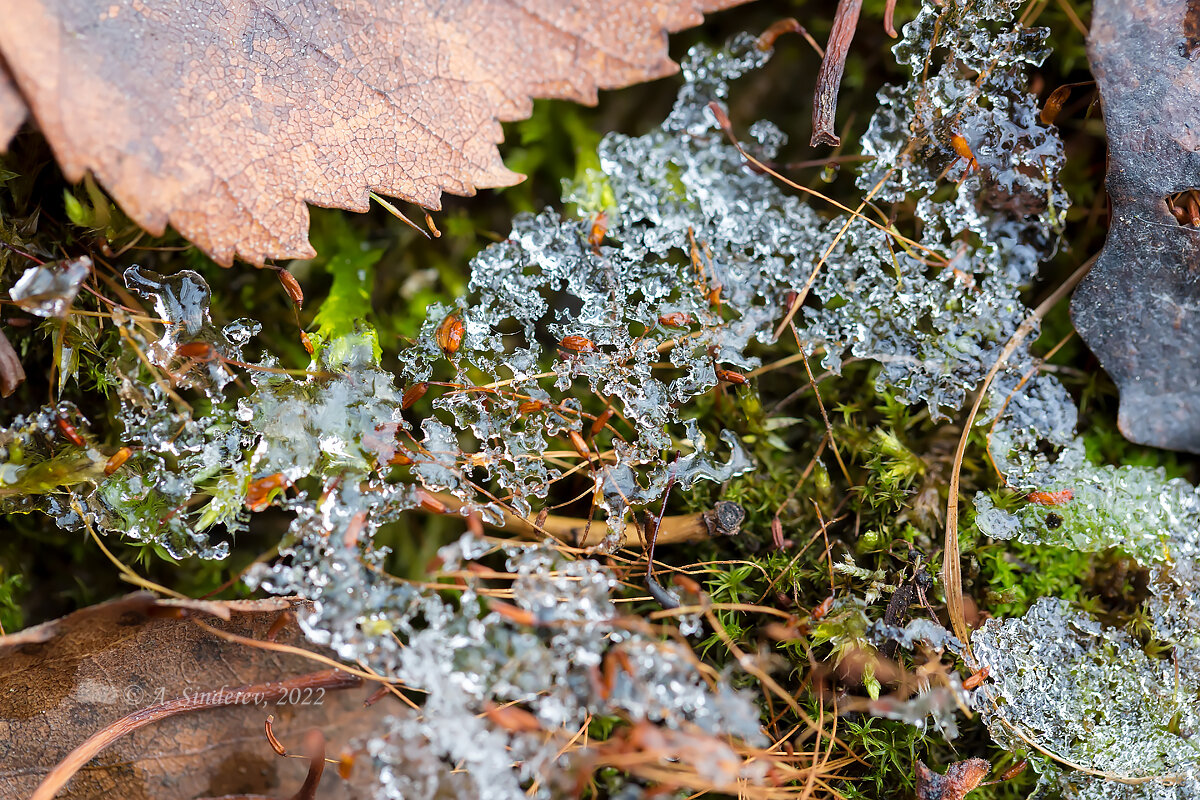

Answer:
[434,493,745,548]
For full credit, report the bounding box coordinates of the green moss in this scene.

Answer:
[837,718,922,799]
[0,570,24,634]
[974,540,1092,617]
[309,214,385,365]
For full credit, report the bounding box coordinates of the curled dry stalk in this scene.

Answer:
[196,725,330,800]
[190,617,414,692]
[941,254,1097,653]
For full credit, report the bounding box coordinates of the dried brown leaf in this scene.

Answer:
[915,758,990,800]
[0,0,748,266]
[1072,0,1200,452]
[0,593,394,800]
[0,328,24,397]
[0,58,24,150]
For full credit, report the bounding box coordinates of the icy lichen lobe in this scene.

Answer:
[974,468,1200,566]
[336,536,767,800]
[0,263,422,560]
[972,468,1200,799]
[797,0,1070,418]
[973,598,1200,799]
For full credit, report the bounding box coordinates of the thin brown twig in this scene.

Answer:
[811,501,836,597]
[942,255,1096,652]
[190,618,413,693]
[1054,0,1089,37]
[702,608,854,755]
[756,515,844,604]
[432,492,735,547]
[884,0,899,37]
[756,17,825,58]
[707,103,936,262]
[790,328,850,484]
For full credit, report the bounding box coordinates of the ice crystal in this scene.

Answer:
[973,599,1200,799]
[8,256,91,318]
[867,618,961,653]
[337,537,767,800]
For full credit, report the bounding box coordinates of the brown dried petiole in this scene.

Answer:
[811,0,863,147]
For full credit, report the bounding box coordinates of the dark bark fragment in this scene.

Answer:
[1072,0,1200,452]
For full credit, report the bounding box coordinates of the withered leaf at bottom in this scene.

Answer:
[0,328,24,397]
[0,593,394,800]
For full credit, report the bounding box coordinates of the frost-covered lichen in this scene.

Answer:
[1,264,413,560]
[2,0,1072,562]
[974,599,1200,799]
[6,0,1191,796]
[807,0,1067,418]
[346,536,766,800]
[971,462,1200,799]
[834,4,1200,797]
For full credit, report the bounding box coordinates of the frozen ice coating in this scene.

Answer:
[4,0,1198,795]
[865,681,970,740]
[123,264,243,393]
[861,5,1200,796]
[972,459,1200,798]
[824,0,1067,418]
[973,599,1200,800]
[8,256,91,318]
[320,538,770,800]
[973,466,1200,566]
